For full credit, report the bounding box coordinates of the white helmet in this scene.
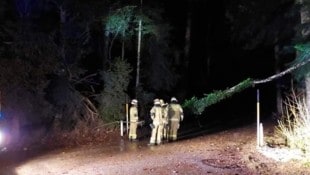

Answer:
[159,99,164,105]
[131,99,138,105]
[154,98,160,105]
[171,97,177,102]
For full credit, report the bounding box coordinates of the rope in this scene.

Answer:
[93,120,145,130]
[93,121,120,130]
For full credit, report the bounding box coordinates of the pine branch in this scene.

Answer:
[183,78,253,115]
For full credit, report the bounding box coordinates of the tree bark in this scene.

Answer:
[254,58,310,85]
[299,0,310,111]
[121,29,126,60]
[103,31,109,69]
[108,27,121,61]
[221,57,310,99]
[274,45,283,115]
[184,6,191,68]
[59,5,70,79]
[135,19,142,94]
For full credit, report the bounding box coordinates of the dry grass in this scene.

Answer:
[276,90,310,154]
[41,118,120,148]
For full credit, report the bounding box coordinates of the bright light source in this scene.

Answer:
[0,130,3,145]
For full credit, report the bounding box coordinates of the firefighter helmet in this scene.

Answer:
[159,99,164,106]
[154,98,160,105]
[171,97,178,102]
[131,99,138,105]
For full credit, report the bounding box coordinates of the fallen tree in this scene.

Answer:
[183,56,310,115]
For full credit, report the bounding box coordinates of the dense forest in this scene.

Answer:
[0,0,310,143]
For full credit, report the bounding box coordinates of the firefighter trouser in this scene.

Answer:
[150,124,163,144]
[129,121,138,140]
[169,120,180,141]
[162,124,168,139]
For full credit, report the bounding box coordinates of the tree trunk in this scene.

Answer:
[274,45,283,116]
[103,31,109,69]
[184,8,191,68]
[183,0,192,96]
[121,31,125,60]
[299,0,310,111]
[254,57,310,85]
[306,76,310,111]
[122,40,125,60]
[135,19,142,93]
[60,5,66,63]
[58,5,74,79]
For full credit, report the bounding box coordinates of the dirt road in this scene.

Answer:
[0,122,309,175]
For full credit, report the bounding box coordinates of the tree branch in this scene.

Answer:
[253,57,310,85]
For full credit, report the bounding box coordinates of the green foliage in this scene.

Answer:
[134,14,158,37]
[103,5,159,61]
[292,43,310,81]
[295,43,310,53]
[105,6,136,37]
[104,5,159,39]
[98,58,132,123]
[183,78,253,115]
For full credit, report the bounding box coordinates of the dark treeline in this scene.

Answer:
[0,0,303,139]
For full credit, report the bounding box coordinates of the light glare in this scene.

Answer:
[0,131,3,145]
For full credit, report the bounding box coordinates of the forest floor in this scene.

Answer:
[0,119,310,175]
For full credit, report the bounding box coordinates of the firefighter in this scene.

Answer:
[129,99,139,141]
[160,99,169,140]
[168,97,184,141]
[149,98,163,145]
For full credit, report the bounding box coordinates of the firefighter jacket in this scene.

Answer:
[162,104,169,125]
[168,103,183,121]
[150,105,163,126]
[130,105,138,122]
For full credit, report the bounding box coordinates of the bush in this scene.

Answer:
[276,90,310,154]
[98,58,132,124]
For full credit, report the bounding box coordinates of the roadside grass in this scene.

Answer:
[275,90,310,165]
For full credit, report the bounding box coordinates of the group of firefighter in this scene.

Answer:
[128,97,184,146]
